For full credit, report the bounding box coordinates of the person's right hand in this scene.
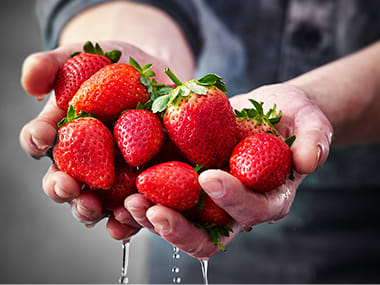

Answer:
[19,41,174,240]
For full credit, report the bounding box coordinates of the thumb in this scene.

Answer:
[21,43,82,97]
[291,103,333,174]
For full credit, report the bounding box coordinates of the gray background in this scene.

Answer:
[0,0,150,283]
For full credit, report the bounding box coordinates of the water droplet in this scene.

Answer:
[172,253,181,259]
[171,267,180,273]
[118,240,130,284]
[172,276,182,283]
[199,259,209,285]
[173,246,180,253]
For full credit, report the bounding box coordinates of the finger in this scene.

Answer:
[124,193,154,230]
[113,205,141,229]
[42,164,81,203]
[106,215,140,240]
[290,102,333,174]
[21,44,81,97]
[199,169,304,227]
[20,95,65,158]
[146,205,240,258]
[71,190,105,224]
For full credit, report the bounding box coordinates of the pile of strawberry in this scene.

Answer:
[51,42,295,251]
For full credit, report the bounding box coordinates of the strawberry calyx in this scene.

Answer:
[285,135,296,180]
[195,222,233,252]
[235,99,282,136]
[191,190,233,252]
[57,105,93,128]
[128,57,165,108]
[71,41,121,63]
[152,68,227,113]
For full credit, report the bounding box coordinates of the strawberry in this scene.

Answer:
[187,191,231,226]
[229,132,294,192]
[148,135,188,166]
[152,69,238,169]
[113,109,165,167]
[52,106,115,190]
[186,191,232,251]
[136,161,201,211]
[54,41,121,111]
[98,161,138,210]
[235,99,282,141]
[69,57,154,123]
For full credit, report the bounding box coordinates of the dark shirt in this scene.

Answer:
[35,0,380,283]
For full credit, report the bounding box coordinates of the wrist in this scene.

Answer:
[59,1,195,81]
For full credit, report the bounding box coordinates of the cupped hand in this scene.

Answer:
[125,83,333,258]
[19,41,174,239]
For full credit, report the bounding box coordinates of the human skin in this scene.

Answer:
[20,2,380,258]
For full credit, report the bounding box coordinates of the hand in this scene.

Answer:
[19,41,173,240]
[125,83,333,258]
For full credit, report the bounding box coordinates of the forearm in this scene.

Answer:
[288,41,380,146]
[59,1,195,80]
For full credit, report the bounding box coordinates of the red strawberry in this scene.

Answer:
[70,57,154,123]
[235,99,282,141]
[98,161,138,210]
[113,109,165,167]
[187,191,230,226]
[229,132,293,192]
[136,161,201,211]
[153,70,237,169]
[186,191,232,251]
[52,106,115,190]
[148,136,188,166]
[54,41,121,111]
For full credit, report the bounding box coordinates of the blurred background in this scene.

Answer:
[0,0,150,283]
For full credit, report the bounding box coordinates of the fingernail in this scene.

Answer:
[31,136,49,152]
[150,217,171,234]
[76,202,95,218]
[316,144,324,168]
[115,209,129,223]
[125,200,139,213]
[54,184,71,199]
[202,178,224,198]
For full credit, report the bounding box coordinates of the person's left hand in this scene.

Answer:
[119,83,333,258]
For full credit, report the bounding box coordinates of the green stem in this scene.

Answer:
[164,68,183,86]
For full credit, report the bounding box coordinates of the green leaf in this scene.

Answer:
[288,168,295,180]
[83,41,95,54]
[168,88,182,105]
[129,57,143,73]
[285,135,296,147]
[141,63,152,72]
[195,190,206,210]
[105,50,121,63]
[94,43,105,55]
[151,79,165,88]
[70,51,80,57]
[143,99,153,110]
[185,80,208,95]
[269,110,282,124]
[140,74,150,87]
[152,94,170,113]
[197,74,227,93]
[157,86,174,96]
[136,102,144,110]
[144,70,155,79]
[57,105,93,128]
[248,99,264,115]
[194,165,204,172]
